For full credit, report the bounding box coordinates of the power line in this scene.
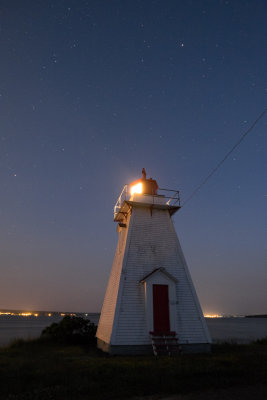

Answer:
[182,107,267,207]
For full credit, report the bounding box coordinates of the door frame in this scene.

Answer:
[141,268,177,334]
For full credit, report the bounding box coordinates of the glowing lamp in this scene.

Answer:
[129,169,159,197]
[130,181,143,196]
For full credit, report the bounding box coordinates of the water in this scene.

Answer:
[206,317,267,343]
[0,313,100,346]
[0,314,267,346]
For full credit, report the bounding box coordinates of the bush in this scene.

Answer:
[252,336,267,345]
[41,315,97,345]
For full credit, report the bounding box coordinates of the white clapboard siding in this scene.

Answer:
[97,202,211,348]
[96,221,131,344]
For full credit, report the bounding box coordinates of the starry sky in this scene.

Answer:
[0,0,266,315]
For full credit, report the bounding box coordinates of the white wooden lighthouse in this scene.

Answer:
[96,170,211,355]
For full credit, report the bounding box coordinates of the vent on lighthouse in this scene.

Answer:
[96,169,211,355]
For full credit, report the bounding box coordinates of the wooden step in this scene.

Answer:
[150,331,181,356]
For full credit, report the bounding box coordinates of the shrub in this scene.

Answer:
[253,336,267,345]
[41,315,97,345]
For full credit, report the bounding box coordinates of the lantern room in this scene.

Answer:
[114,168,180,222]
[130,168,159,196]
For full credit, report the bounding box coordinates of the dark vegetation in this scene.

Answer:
[41,315,97,345]
[0,317,267,400]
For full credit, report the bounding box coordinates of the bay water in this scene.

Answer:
[0,314,267,347]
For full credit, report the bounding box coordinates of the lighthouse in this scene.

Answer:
[96,170,211,355]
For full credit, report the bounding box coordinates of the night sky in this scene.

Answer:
[0,0,266,315]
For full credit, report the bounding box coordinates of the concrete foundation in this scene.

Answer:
[97,338,211,355]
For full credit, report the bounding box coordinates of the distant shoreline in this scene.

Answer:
[0,309,99,318]
[1,309,267,318]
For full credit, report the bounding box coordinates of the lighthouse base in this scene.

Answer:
[97,338,211,355]
[97,339,154,355]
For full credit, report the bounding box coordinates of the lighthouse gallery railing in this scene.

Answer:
[114,184,180,220]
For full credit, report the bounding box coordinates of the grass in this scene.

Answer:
[0,339,267,399]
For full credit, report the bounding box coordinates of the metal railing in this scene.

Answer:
[114,184,180,220]
[114,184,128,220]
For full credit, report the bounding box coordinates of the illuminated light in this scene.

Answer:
[60,313,65,316]
[204,314,223,318]
[34,313,39,317]
[19,313,32,317]
[130,182,142,196]
[48,313,52,317]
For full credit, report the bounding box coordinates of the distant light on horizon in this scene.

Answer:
[0,312,15,316]
[0,311,37,317]
[204,314,223,318]
[0,310,80,317]
[19,312,32,317]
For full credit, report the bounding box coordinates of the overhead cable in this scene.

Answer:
[182,107,267,207]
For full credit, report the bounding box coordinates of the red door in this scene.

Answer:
[153,284,170,333]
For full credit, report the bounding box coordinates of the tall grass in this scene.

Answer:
[0,338,267,399]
